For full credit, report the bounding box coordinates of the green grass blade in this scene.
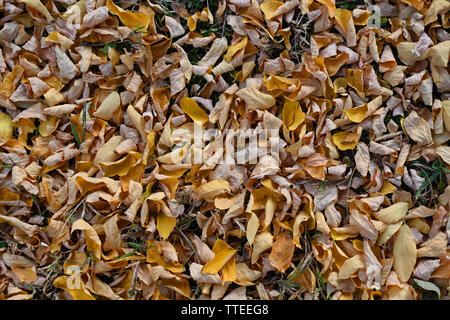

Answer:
[70,121,81,147]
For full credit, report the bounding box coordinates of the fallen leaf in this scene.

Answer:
[393,224,417,283]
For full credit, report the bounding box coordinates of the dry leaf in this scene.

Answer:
[393,224,417,283]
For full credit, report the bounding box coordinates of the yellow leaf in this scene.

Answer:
[156,212,176,240]
[194,179,231,201]
[236,263,261,285]
[44,88,64,106]
[236,86,276,109]
[94,136,123,165]
[146,240,185,273]
[317,0,336,17]
[161,277,191,298]
[39,116,59,137]
[346,104,368,123]
[331,228,358,241]
[251,231,273,264]
[377,221,403,246]
[408,218,430,234]
[0,214,38,237]
[92,276,120,300]
[92,91,121,121]
[0,65,24,97]
[202,239,237,274]
[98,152,142,177]
[263,196,276,230]
[380,181,397,195]
[353,10,371,25]
[54,276,95,300]
[126,105,147,141]
[19,0,53,22]
[393,224,417,282]
[17,118,35,148]
[346,69,364,92]
[0,112,13,139]
[332,131,358,151]
[442,100,450,132]
[404,110,433,146]
[335,8,352,34]
[187,8,213,32]
[143,131,157,165]
[338,254,364,280]
[157,143,189,164]
[246,212,260,246]
[45,31,73,51]
[325,53,349,76]
[11,265,37,283]
[220,255,237,283]
[106,0,150,31]
[399,0,424,10]
[373,202,409,224]
[416,232,447,258]
[397,42,430,63]
[430,41,450,67]
[436,146,450,165]
[282,100,305,131]
[260,0,283,20]
[269,232,295,273]
[180,97,209,125]
[264,74,298,93]
[71,219,102,260]
[215,194,238,210]
[223,37,248,63]
[425,0,450,25]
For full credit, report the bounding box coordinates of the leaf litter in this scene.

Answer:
[0,0,448,300]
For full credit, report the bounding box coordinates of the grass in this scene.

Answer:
[101,43,117,54]
[336,0,365,10]
[81,102,90,143]
[278,252,313,299]
[69,101,90,148]
[127,241,146,251]
[412,158,449,204]
[31,194,48,217]
[70,120,81,147]
[114,251,139,261]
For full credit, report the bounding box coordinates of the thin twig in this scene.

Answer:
[375,131,403,142]
[221,0,228,38]
[131,261,140,300]
[174,226,201,297]
[174,226,200,264]
[55,197,86,240]
[346,167,356,215]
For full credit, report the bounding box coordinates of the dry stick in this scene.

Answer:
[221,0,228,38]
[304,234,326,300]
[233,218,246,234]
[174,226,201,297]
[55,197,86,241]
[375,131,403,142]
[175,226,200,264]
[299,251,314,272]
[345,168,356,215]
[335,0,356,4]
[411,164,434,206]
[42,270,58,299]
[131,261,140,300]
